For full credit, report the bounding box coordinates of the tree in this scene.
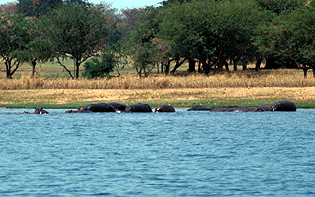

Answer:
[274,3,315,77]
[17,0,63,17]
[256,0,307,15]
[0,2,17,14]
[158,0,262,74]
[255,0,308,69]
[123,6,160,77]
[40,2,116,78]
[82,43,126,78]
[15,17,53,77]
[0,14,31,78]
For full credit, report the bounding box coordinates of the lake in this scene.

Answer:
[0,108,315,196]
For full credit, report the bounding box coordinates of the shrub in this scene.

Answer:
[82,52,115,79]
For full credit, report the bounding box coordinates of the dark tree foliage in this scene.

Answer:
[17,0,63,17]
[260,2,315,77]
[40,3,115,78]
[123,6,161,77]
[0,14,31,78]
[0,2,17,14]
[158,0,261,74]
[160,0,192,7]
[256,0,307,15]
[82,53,114,78]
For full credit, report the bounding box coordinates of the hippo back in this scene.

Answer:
[126,103,152,112]
[272,100,296,111]
[108,102,127,111]
[155,105,175,112]
[256,104,272,111]
[226,107,254,112]
[187,106,214,111]
[83,103,116,112]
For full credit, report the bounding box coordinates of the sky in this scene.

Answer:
[0,0,163,10]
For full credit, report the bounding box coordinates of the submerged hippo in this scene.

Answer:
[187,106,215,111]
[271,100,296,111]
[155,105,175,112]
[210,107,230,112]
[225,107,255,112]
[65,109,93,113]
[125,103,152,112]
[34,107,49,114]
[108,102,127,111]
[256,104,272,112]
[79,103,116,112]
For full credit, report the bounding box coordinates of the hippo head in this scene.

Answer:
[155,106,162,112]
[125,106,133,112]
[34,107,42,114]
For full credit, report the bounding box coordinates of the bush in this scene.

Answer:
[82,52,115,78]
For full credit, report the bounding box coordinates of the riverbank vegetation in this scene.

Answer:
[1,0,315,79]
[1,69,315,109]
[1,0,315,108]
[1,69,315,90]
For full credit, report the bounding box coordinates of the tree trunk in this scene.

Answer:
[198,61,202,73]
[199,58,210,74]
[187,58,196,73]
[242,57,248,70]
[171,59,186,74]
[5,61,11,79]
[5,59,20,79]
[164,61,170,74]
[75,61,80,79]
[56,57,74,79]
[31,59,37,78]
[302,65,308,78]
[255,56,263,71]
[232,57,239,71]
[224,60,229,71]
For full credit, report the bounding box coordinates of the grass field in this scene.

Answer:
[1,60,315,109]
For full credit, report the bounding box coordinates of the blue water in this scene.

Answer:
[0,108,315,196]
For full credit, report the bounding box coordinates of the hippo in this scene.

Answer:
[79,103,116,112]
[155,105,175,112]
[125,103,152,112]
[65,109,93,113]
[210,107,230,112]
[271,100,296,111]
[34,107,49,114]
[256,104,272,112]
[187,106,215,111]
[226,107,256,112]
[108,102,127,111]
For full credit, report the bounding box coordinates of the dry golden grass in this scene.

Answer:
[1,87,314,108]
[0,69,315,90]
[1,69,315,108]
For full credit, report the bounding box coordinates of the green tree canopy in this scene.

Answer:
[123,6,160,77]
[257,3,315,77]
[158,0,262,73]
[17,0,63,17]
[0,13,32,78]
[40,3,116,78]
[256,0,307,15]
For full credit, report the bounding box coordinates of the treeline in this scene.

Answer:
[1,0,315,79]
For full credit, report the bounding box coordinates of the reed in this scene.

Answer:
[0,69,314,90]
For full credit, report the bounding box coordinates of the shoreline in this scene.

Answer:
[1,87,315,109]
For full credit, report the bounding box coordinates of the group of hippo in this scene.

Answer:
[26,100,296,114]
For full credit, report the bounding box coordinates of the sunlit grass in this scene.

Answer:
[0,69,314,90]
